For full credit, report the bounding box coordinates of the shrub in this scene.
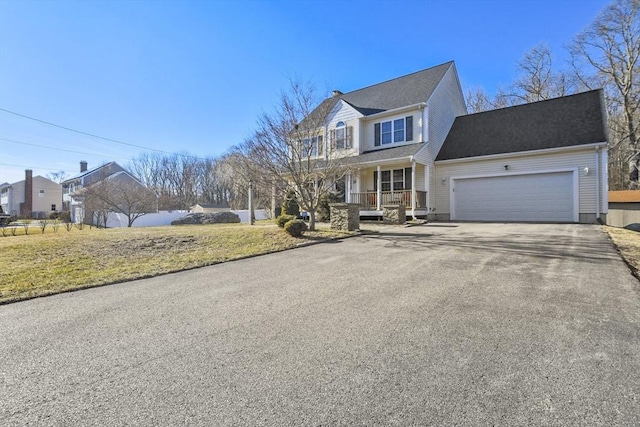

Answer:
[284,219,307,237]
[59,211,71,223]
[49,212,60,220]
[276,214,295,228]
[281,191,300,217]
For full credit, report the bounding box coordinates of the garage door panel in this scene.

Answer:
[453,172,574,222]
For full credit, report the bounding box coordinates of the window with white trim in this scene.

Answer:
[373,168,412,191]
[302,135,323,157]
[374,116,413,146]
[330,121,353,149]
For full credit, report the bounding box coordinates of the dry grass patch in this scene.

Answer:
[0,223,352,303]
[604,226,640,278]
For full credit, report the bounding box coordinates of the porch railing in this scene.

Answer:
[350,190,427,210]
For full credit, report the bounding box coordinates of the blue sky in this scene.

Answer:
[0,0,608,184]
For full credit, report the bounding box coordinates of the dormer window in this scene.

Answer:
[374,116,413,146]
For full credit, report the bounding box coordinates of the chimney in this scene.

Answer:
[80,161,88,172]
[21,169,33,218]
[332,90,343,97]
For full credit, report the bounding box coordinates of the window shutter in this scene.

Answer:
[346,126,353,148]
[318,135,323,156]
[373,171,378,191]
[329,129,336,149]
[405,167,412,189]
[374,123,380,146]
[406,116,413,141]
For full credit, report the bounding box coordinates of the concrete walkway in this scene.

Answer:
[1,223,639,425]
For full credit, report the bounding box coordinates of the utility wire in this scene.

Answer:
[0,108,212,161]
[0,137,120,159]
[0,162,77,173]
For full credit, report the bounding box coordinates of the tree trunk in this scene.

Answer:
[308,209,316,231]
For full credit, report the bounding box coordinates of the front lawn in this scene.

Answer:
[0,223,352,304]
[604,225,640,280]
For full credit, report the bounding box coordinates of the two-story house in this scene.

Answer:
[0,170,62,219]
[300,61,608,223]
[307,61,466,218]
[62,161,147,223]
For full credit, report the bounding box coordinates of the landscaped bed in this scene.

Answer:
[0,222,353,304]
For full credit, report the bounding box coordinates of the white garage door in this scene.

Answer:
[453,171,575,222]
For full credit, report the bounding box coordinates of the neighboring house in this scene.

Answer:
[607,190,640,228]
[0,170,62,219]
[300,61,608,223]
[190,203,231,213]
[62,161,149,223]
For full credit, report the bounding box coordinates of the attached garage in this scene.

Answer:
[433,90,609,224]
[451,170,577,222]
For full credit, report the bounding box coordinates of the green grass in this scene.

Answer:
[0,223,352,303]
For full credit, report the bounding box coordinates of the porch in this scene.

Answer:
[349,190,427,211]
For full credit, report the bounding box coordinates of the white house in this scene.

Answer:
[300,61,608,223]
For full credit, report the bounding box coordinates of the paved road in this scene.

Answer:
[1,224,639,426]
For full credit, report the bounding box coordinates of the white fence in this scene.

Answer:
[105,209,271,228]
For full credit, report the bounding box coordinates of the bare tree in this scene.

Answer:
[464,87,495,113]
[510,44,575,103]
[236,81,350,230]
[47,170,68,183]
[570,0,640,188]
[82,176,157,227]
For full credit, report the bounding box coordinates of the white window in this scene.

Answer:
[374,116,413,146]
[302,135,323,157]
[39,190,45,197]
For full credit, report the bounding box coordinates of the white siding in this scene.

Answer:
[425,64,467,163]
[326,100,362,157]
[360,109,421,153]
[434,148,603,218]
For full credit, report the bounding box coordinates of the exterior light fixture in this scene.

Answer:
[584,167,590,175]
[504,165,509,170]
[441,178,447,185]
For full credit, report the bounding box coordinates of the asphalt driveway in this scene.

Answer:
[1,223,639,426]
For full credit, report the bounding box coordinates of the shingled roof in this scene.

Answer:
[303,62,454,125]
[436,90,607,161]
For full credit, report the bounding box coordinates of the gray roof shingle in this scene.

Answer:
[436,90,607,161]
[303,62,454,126]
[338,62,453,114]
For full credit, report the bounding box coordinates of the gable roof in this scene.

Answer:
[338,62,453,115]
[609,190,640,203]
[62,161,120,182]
[303,62,454,125]
[436,90,607,161]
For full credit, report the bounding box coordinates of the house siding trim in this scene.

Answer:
[449,168,580,223]
[435,141,608,165]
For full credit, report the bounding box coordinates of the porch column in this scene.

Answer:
[376,165,381,210]
[346,172,351,203]
[411,161,417,220]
